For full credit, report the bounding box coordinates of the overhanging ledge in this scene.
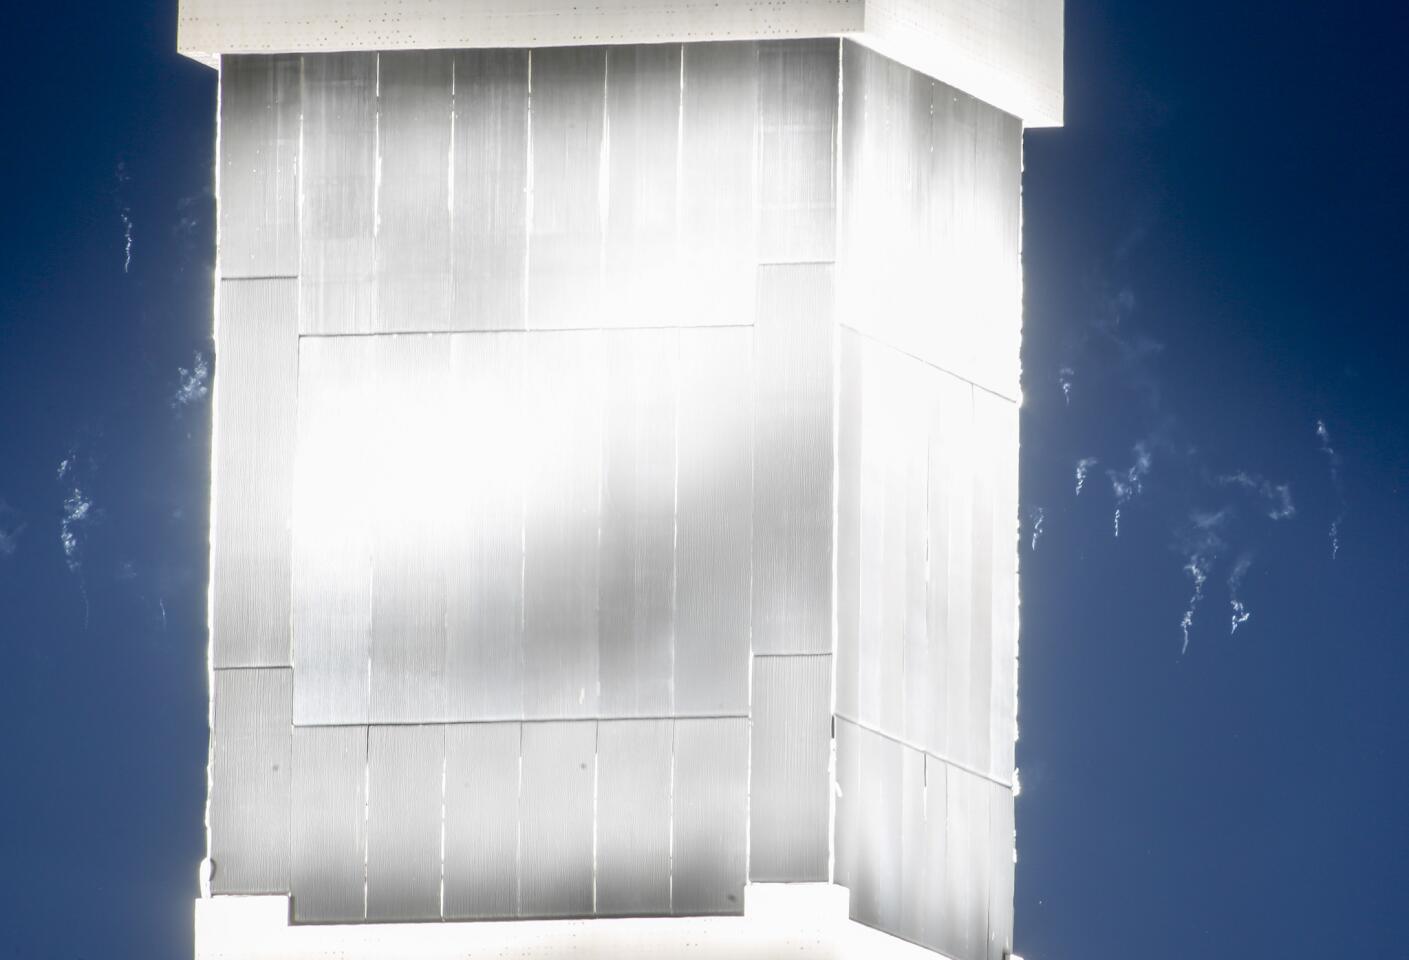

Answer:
[177,0,1063,126]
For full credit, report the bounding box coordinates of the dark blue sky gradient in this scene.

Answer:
[1,2,1405,958]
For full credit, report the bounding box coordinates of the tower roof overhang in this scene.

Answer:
[178,0,1063,127]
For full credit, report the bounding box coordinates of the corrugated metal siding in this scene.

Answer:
[209,668,291,894]
[211,278,297,668]
[527,48,607,329]
[598,330,677,717]
[518,721,596,917]
[521,332,603,719]
[299,52,377,334]
[986,778,1016,960]
[450,50,530,330]
[290,725,367,922]
[757,39,838,263]
[595,719,673,916]
[671,717,748,915]
[674,328,753,715]
[443,722,521,920]
[366,725,445,921]
[752,264,833,656]
[677,42,758,326]
[291,336,374,725]
[219,55,300,278]
[443,334,526,720]
[375,51,454,331]
[748,655,831,881]
[602,45,683,329]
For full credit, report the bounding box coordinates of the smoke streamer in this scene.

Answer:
[1228,555,1252,634]
[1316,419,1345,558]
[1075,457,1098,496]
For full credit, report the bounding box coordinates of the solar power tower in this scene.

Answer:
[183,2,1062,958]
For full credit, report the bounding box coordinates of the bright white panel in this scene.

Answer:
[519,721,596,918]
[218,55,299,278]
[596,719,673,916]
[291,726,368,923]
[444,723,521,919]
[366,725,446,921]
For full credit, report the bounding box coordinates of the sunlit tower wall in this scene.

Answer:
[183,3,1062,959]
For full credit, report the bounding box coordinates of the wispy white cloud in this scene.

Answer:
[1075,457,1098,496]
[1059,367,1074,406]
[172,352,210,408]
[1218,471,1296,521]
[1177,508,1229,654]
[1316,419,1345,559]
[1029,506,1045,552]
[1228,554,1253,634]
[1108,441,1153,537]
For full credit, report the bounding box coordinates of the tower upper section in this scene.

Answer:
[177,0,1063,125]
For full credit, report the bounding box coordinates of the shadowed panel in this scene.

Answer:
[450,50,530,330]
[752,265,834,655]
[672,717,748,915]
[675,327,753,715]
[596,719,673,916]
[938,763,992,960]
[519,721,596,918]
[299,52,377,333]
[758,39,838,262]
[375,51,453,330]
[219,54,299,277]
[212,278,297,668]
[366,725,445,921]
[599,329,677,717]
[444,722,520,919]
[291,726,367,923]
[748,655,831,881]
[209,668,291,894]
[986,780,1016,960]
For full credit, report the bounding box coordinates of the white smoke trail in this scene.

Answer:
[1316,419,1345,558]
[121,210,133,273]
[1180,556,1209,655]
[1218,471,1295,521]
[1029,507,1045,552]
[1108,442,1153,537]
[61,485,93,627]
[1228,554,1252,634]
[1058,367,1074,406]
[1075,457,1098,496]
[1178,509,1228,654]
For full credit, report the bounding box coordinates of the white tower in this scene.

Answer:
[185,3,1062,958]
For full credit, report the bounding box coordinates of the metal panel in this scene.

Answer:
[986,781,1016,960]
[444,722,521,920]
[671,717,748,916]
[444,334,526,720]
[526,48,607,330]
[211,278,297,668]
[966,376,995,776]
[368,336,449,723]
[896,742,928,945]
[299,52,377,334]
[674,328,753,715]
[290,725,367,923]
[748,655,831,881]
[522,331,603,718]
[219,54,299,277]
[934,374,976,765]
[835,329,862,720]
[752,265,833,655]
[918,753,950,950]
[292,336,375,725]
[831,715,861,890]
[599,330,677,717]
[939,763,991,960]
[375,51,453,331]
[450,50,530,330]
[209,668,291,894]
[596,719,673,916]
[849,723,902,936]
[602,44,682,329]
[757,39,838,263]
[518,721,596,918]
[366,725,445,921]
[677,41,758,326]
[986,393,1020,780]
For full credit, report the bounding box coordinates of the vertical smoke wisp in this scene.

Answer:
[1075,457,1098,496]
[57,452,95,627]
[1177,509,1228,654]
[1059,367,1074,406]
[1228,554,1253,634]
[1315,419,1345,559]
[1108,442,1153,537]
[1029,506,1045,552]
[172,352,211,408]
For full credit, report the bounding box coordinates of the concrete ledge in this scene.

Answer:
[195,884,959,959]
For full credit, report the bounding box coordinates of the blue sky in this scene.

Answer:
[1,2,1406,958]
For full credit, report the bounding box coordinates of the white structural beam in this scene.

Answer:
[194,886,967,960]
[177,0,1062,125]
